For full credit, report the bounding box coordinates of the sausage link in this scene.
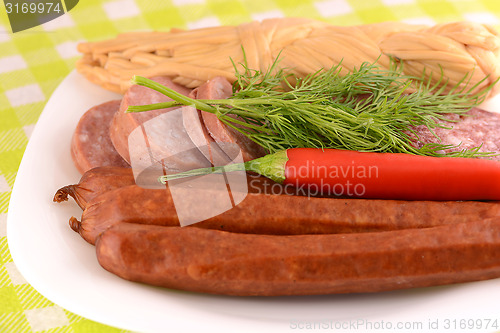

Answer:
[96,220,500,296]
[73,183,500,244]
[53,166,135,210]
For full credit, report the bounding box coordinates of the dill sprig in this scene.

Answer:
[127,60,494,158]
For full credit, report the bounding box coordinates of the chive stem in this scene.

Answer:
[159,150,289,184]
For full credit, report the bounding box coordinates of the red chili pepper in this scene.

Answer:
[163,148,500,201]
[280,148,500,200]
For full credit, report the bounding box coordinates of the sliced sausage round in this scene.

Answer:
[191,76,267,161]
[109,76,192,163]
[71,100,129,174]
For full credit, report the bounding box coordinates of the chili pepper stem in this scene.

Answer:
[244,150,288,183]
[159,150,289,184]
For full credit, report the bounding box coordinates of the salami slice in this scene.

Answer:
[411,108,500,159]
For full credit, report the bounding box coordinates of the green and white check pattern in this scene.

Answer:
[1,0,500,332]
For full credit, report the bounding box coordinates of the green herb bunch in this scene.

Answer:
[128,59,493,158]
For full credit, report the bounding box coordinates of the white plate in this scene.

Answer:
[7,71,500,333]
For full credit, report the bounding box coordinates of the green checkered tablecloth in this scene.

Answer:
[1,0,500,332]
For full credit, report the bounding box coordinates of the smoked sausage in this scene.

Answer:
[54,166,135,210]
[72,183,500,245]
[96,219,500,296]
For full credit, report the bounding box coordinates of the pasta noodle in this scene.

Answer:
[76,17,500,96]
